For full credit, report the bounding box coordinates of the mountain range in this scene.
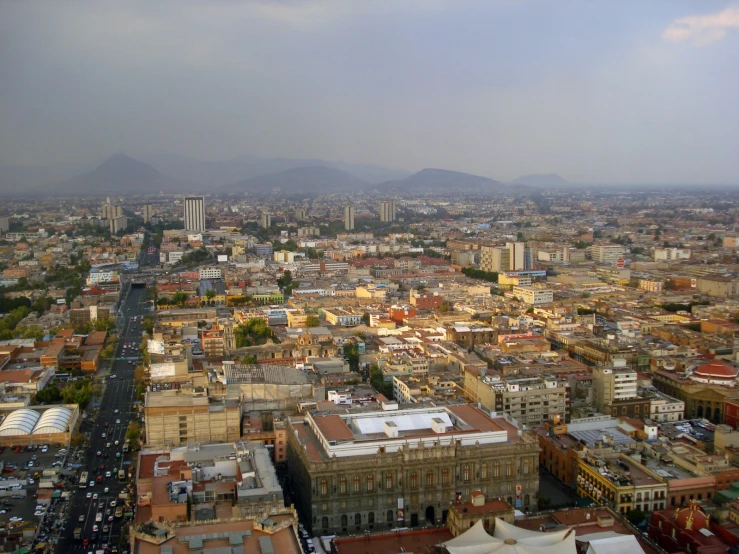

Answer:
[0,153,556,197]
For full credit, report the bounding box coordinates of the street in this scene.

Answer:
[57,284,148,553]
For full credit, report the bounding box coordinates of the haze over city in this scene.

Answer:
[1,0,738,185]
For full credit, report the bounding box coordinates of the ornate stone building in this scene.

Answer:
[286,404,539,535]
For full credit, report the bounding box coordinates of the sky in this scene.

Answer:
[1,0,738,184]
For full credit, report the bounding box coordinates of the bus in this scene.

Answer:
[79,471,88,488]
[118,469,126,481]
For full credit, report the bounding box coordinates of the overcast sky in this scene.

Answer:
[1,1,738,184]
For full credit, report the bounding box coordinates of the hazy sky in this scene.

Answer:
[1,1,738,184]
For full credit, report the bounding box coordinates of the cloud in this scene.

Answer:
[662,6,739,45]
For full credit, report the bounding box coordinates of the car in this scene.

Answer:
[108,515,114,522]
[115,452,121,459]
[96,451,102,456]
[34,511,44,517]
[99,464,105,471]
[96,476,103,483]
[0,510,6,514]
[105,471,111,478]
[104,422,109,427]
[110,500,117,507]
[103,524,109,532]
[98,502,105,508]
[110,375,116,379]
[27,479,34,485]
[104,487,109,493]
[116,419,120,424]
[89,481,95,487]
[82,539,89,547]
[79,514,85,522]
[9,517,22,522]
[93,524,99,532]
[106,442,111,448]
[101,433,106,439]
[40,447,47,453]
[92,493,98,500]
[114,409,119,414]
[114,440,119,446]
[86,492,92,499]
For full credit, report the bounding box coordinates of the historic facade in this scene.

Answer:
[286,404,540,535]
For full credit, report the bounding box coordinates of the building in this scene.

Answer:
[506,242,525,271]
[144,389,241,447]
[0,405,80,447]
[142,204,154,223]
[592,362,638,415]
[198,267,222,280]
[184,196,206,232]
[344,205,355,231]
[480,246,509,273]
[286,404,540,535]
[323,308,361,327]
[654,247,691,261]
[511,286,553,305]
[639,278,664,293]
[649,501,730,553]
[0,216,9,232]
[109,214,128,234]
[592,245,623,265]
[446,492,514,536]
[380,200,396,223]
[260,212,271,229]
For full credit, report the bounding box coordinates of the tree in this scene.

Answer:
[142,315,155,334]
[172,292,188,308]
[186,494,192,520]
[205,289,216,305]
[36,385,62,404]
[305,315,320,328]
[126,421,141,443]
[369,364,393,399]
[241,355,258,365]
[343,343,360,372]
[361,312,370,326]
[626,508,646,526]
[276,270,295,296]
[234,318,273,348]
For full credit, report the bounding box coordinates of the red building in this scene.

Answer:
[388,305,416,325]
[725,397,739,429]
[649,501,735,553]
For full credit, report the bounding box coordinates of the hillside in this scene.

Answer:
[379,168,504,194]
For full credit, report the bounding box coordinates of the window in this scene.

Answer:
[385,472,394,490]
[442,468,450,486]
[367,475,375,492]
[522,459,531,475]
[354,476,361,494]
[481,463,488,480]
[463,465,471,482]
[387,510,393,522]
[368,512,375,524]
[505,461,513,477]
[426,470,434,487]
[319,479,328,496]
[322,517,328,529]
[355,513,361,525]
[410,471,418,488]
[493,462,500,478]
[339,477,347,494]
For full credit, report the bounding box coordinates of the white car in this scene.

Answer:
[93,524,99,532]
[9,517,22,522]
[89,481,95,487]
[105,471,111,478]
[110,375,116,379]
[86,492,92,499]
[116,419,120,424]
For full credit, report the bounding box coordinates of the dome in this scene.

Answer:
[674,501,709,532]
[694,359,738,380]
[0,409,41,436]
[32,407,72,434]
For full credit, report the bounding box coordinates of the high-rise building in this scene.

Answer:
[592,244,623,265]
[480,246,510,273]
[0,216,9,232]
[294,208,306,220]
[506,242,525,271]
[142,204,154,224]
[109,215,128,234]
[344,205,355,230]
[380,200,396,222]
[260,212,272,229]
[184,196,206,232]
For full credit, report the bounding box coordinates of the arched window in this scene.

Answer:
[463,465,471,482]
[426,470,434,487]
[442,468,450,486]
[493,462,500,478]
[524,494,530,506]
[368,512,375,524]
[410,471,418,488]
[320,479,328,496]
[367,475,375,492]
[355,513,361,525]
[354,476,361,493]
[522,459,531,475]
[339,477,347,494]
[481,463,489,480]
[387,510,394,522]
[385,472,394,490]
[322,517,328,529]
[341,514,348,527]
[505,461,514,477]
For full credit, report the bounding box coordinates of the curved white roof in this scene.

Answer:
[0,409,41,436]
[33,407,72,434]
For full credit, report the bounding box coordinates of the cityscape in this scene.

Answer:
[1,2,738,554]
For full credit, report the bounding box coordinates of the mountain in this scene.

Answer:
[140,154,408,187]
[379,168,504,194]
[222,165,368,195]
[36,154,193,196]
[512,173,570,187]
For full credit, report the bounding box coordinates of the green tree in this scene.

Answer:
[205,289,216,305]
[36,385,62,404]
[241,355,258,365]
[234,318,273,347]
[626,509,646,526]
[126,421,141,443]
[305,314,320,328]
[369,364,394,399]
[276,270,295,296]
[343,343,360,372]
[172,291,188,308]
[142,315,155,334]
[361,312,370,326]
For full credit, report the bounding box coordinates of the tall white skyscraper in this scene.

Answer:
[506,242,525,271]
[184,196,206,232]
[344,205,355,230]
[380,200,396,222]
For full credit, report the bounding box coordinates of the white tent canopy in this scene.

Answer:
[443,519,577,554]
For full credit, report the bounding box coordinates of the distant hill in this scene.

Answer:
[512,173,570,187]
[222,165,369,195]
[35,154,193,196]
[140,153,409,187]
[379,168,504,194]
[0,162,87,195]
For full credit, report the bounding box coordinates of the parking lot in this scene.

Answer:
[0,444,77,539]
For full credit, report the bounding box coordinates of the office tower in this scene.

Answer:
[506,242,525,271]
[109,215,128,234]
[0,216,9,232]
[295,208,306,220]
[480,246,510,273]
[114,205,122,218]
[142,204,154,224]
[260,212,272,229]
[380,200,396,222]
[343,205,355,230]
[184,196,206,232]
